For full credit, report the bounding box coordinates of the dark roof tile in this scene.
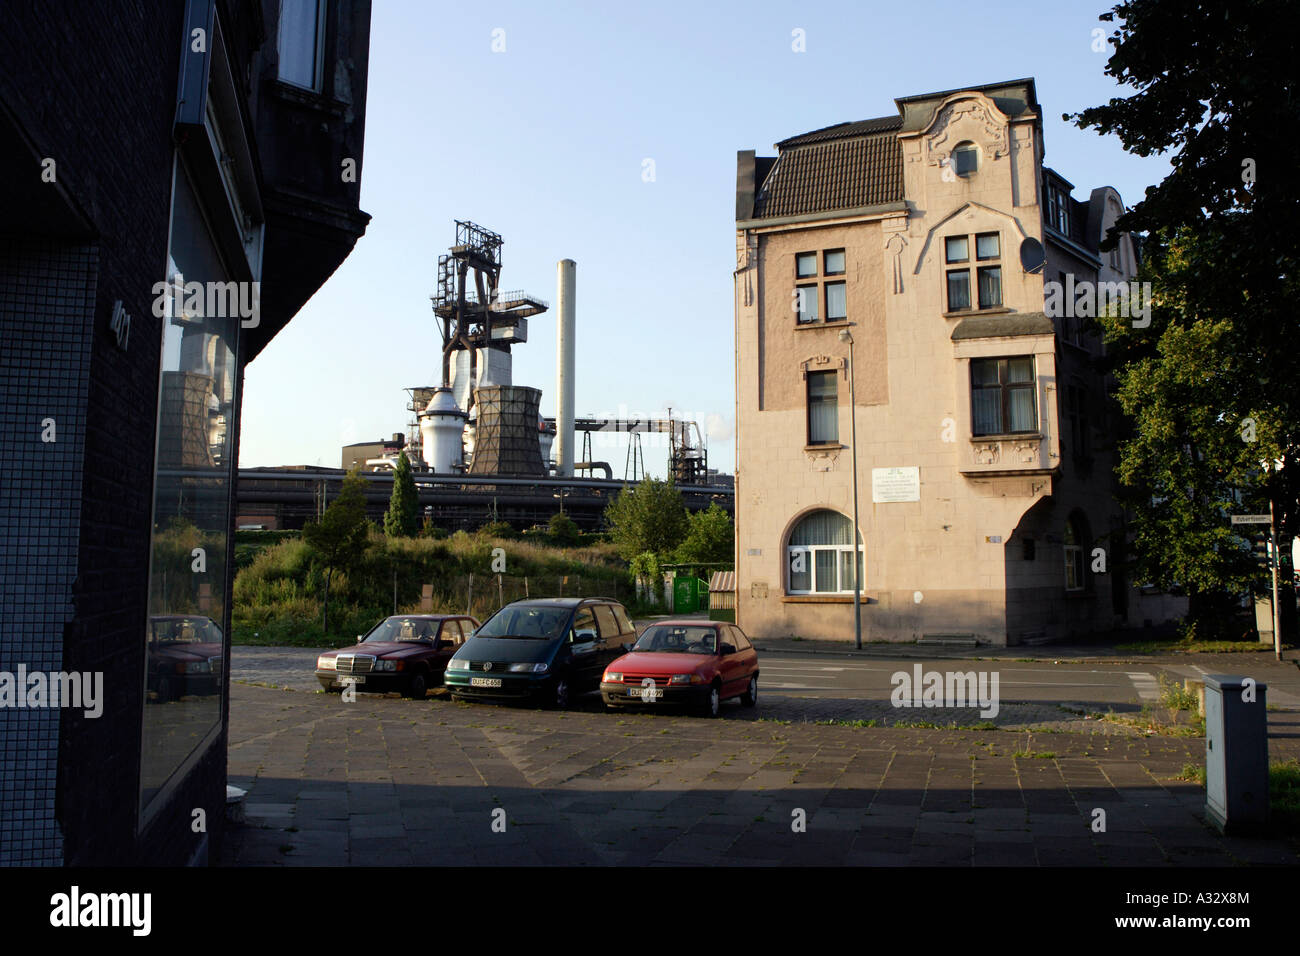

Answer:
[752,132,903,219]
[775,114,901,148]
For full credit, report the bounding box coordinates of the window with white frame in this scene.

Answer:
[971,356,1036,436]
[806,370,838,445]
[1047,184,1071,235]
[945,232,1001,311]
[278,0,325,90]
[787,511,862,594]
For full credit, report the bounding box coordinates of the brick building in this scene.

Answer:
[732,78,1184,645]
[0,0,371,864]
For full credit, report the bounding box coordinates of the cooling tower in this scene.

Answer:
[467,385,546,476]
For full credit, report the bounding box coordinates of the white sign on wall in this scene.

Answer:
[871,466,920,503]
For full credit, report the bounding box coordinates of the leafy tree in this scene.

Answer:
[383,451,419,538]
[603,477,689,561]
[675,503,734,565]
[548,511,579,545]
[302,467,370,633]
[1072,0,1298,635]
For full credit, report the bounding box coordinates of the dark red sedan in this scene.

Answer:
[600,620,759,717]
[315,614,479,699]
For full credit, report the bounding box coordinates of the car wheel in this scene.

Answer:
[549,677,571,710]
[403,672,428,699]
[697,683,720,718]
[741,675,758,707]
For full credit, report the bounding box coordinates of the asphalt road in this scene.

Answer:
[230,646,1300,713]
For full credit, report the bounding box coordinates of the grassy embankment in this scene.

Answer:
[233,529,650,647]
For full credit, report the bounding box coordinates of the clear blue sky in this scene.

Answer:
[239,0,1166,477]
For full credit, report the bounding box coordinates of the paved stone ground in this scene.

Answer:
[222,682,1300,867]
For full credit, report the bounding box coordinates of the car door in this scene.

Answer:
[730,625,758,686]
[431,619,461,679]
[592,605,623,672]
[568,607,601,690]
[718,625,748,697]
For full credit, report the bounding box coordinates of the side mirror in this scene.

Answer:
[356,635,363,644]
[622,643,633,653]
[721,644,736,655]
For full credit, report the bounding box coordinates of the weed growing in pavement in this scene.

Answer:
[1271,760,1300,833]
[1177,762,1206,786]
[1012,751,1056,759]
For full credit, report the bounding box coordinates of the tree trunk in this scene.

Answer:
[323,568,332,635]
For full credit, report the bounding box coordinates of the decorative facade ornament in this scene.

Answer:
[926,97,1010,167]
[974,442,1001,465]
[1012,440,1038,463]
[885,233,908,294]
[735,233,758,306]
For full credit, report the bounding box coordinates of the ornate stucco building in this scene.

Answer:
[733,78,1184,645]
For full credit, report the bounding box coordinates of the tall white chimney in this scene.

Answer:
[555,259,576,476]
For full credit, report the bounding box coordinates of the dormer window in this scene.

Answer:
[953,142,978,176]
[1046,184,1071,235]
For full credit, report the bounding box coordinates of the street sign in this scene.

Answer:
[1230,515,1271,525]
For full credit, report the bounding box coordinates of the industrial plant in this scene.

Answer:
[237,221,732,530]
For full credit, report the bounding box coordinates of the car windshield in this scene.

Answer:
[633,625,717,654]
[474,606,570,640]
[365,618,439,642]
[151,617,221,644]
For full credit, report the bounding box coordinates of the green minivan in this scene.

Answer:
[443,597,637,709]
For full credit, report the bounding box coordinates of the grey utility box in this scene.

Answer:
[1203,675,1269,834]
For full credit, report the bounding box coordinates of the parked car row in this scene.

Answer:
[314,597,760,718]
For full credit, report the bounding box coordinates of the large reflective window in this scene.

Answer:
[140,160,239,811]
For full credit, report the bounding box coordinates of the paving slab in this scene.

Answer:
[222,681,1300,867]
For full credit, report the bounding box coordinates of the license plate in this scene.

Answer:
[629,687,659,699]
[339,676,364,685]
[470,677,502,688]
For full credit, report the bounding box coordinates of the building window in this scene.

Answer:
[971,356,1036,435]
[1066,381,1089,460]
[953,141,978,176]
[1047,184,1071,234]
[946,232,1001,311]
[1063,518,1084,591]
[825,281,847,321]
[141,159,241,812]
[796,284,819,324]
[806,370,838,445]
[945,236,970,311]
[787,510,862,594]
[794,247,848,324]
[278,0,325,91]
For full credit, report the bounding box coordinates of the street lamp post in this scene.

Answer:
[839,328,862,650]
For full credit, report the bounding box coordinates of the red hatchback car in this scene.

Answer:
[600,620,759,717]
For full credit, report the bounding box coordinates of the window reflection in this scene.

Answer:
[141,161,239,811]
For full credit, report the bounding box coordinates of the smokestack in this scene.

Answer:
[555,259,576,476]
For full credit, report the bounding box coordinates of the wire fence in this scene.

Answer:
[400,573,647,621]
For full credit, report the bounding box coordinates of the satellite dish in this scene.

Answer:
[1019,237,1046,274]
